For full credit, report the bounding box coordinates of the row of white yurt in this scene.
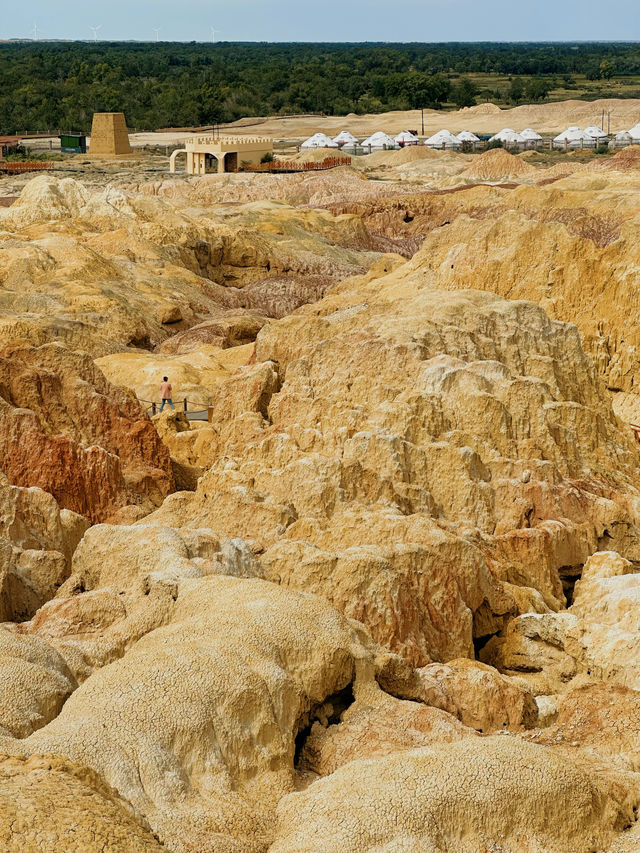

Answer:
[303,130,418,149]
[301,125,562,152]
[612,124,640,146]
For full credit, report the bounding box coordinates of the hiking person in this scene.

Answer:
[159,376,174,411]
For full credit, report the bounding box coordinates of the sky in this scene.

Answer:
[5,0,640,44]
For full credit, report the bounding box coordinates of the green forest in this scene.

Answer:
[2,41,640,133]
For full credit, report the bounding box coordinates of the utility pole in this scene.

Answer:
[421,108,424,136]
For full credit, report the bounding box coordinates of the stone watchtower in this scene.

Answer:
[88,112,133,156]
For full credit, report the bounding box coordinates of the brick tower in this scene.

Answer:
[88,112,133,156]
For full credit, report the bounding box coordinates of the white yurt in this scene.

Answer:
[553,127,596,149]
[628,123,640,142]
[584,125,608,141]
[490,128,524,145]
[456,130,480,143]
[520,128,542,141]
[425,129,459,149]
[301,132,339,150]
[613,130,633,148]
[361,131,398,150]
[395,130,419,146]
[333,130,359,147]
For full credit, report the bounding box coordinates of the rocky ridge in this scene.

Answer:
[2,153,640,850]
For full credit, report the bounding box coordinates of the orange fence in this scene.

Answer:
[242,156,351,173]
[0,161,55,174]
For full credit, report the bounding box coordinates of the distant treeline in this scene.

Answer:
[2,42,640,133]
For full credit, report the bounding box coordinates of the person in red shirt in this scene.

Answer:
[159,376,174,411]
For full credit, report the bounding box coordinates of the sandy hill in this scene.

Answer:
[132,97,640,147]
[461,147,537,182]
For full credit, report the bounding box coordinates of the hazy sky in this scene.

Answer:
[7,0,640,43]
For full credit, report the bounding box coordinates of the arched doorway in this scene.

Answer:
[224,152,238,173]
[169,149,187,173]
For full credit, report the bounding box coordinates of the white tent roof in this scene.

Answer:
[395,130,419,144]
[520,128,542,140]
[584,125,608,139]
[490,128,524,143]
[553,126,594,144]
[615,130,633,142]
[456,130,480,142]
[301,132,338,149]
[361,131,398,148]
[628,123,640,141]
[333,130,359,144]
[425,129,459,147]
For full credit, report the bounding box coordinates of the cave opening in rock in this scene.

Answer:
[473,632,497,658]
[558,564,583,606]
[294,682,355,768]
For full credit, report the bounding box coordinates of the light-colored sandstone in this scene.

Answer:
[482,551,640,695]
[12,577,378,852]
[269,736,637,853]
[147,276,640,664]
[2,135,640,853]
[0,753,165,851]
[417,658,538,731]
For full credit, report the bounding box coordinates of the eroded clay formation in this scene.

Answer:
[2,142,640,852]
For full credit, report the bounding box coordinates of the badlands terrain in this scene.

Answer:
[2,124,640,851]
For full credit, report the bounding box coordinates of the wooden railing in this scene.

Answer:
[242,156,351,173]
[140,397,210,421]
[0,161,55,174]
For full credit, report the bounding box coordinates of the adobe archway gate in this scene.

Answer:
[169,149,187,173]
[169,136,272,175]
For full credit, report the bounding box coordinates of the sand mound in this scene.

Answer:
[463,147,537,181]
[460,102,503,115]
[385,146,441,165]
[352,146,441,170]
[536,161,586,184]
[591,145,640,172]
[283,148,349,164]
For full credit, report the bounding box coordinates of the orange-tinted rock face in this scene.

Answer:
[0,343,173,522]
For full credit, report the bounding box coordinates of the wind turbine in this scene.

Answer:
[31,23,40,40]
[211,27,220,42]
[153,27,161,42]
[89,24,102,41]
